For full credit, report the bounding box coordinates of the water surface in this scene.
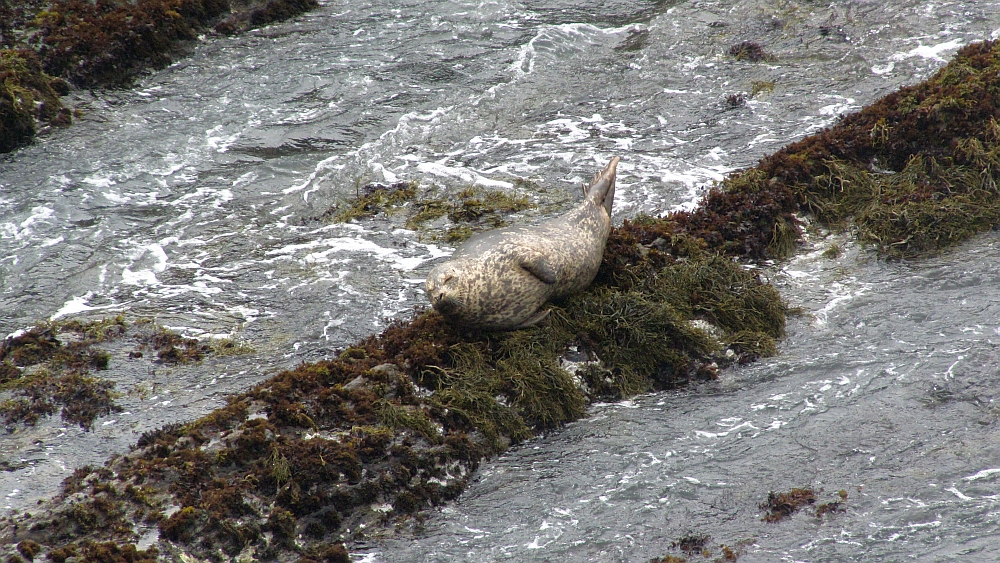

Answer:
[2,1,1000,560]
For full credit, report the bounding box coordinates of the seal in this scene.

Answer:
[425,156,620,330]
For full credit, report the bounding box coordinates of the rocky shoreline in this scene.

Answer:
[0,0,318,153]
[1,28,1000,563]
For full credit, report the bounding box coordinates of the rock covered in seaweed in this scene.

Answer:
[675,39,1000,259]
[0,49,70,152]
[0,235,785,561]
[0,0,320,153]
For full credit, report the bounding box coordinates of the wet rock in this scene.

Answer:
[342,375,369,391]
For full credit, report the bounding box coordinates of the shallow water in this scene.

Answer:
[2,0,1000,560]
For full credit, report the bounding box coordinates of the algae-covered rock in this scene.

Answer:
[0,235,785,561]
[0,0,320,152]
[0,48,68,152]
[316,181,535,243]
[0,317,240,431]
[32,0,232,88]
[674,39,1000,259]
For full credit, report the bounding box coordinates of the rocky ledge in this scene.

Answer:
[0,0,319,153]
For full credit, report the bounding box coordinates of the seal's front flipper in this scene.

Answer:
[520,253,558,284]
[511,308,550,329]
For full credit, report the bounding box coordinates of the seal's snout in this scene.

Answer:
[428,284,461,316]
[433,294,461,316]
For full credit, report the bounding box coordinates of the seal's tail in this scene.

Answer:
[585,156,620,216]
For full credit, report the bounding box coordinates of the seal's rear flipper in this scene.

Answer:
[586,156,620,216]
[511,308,550,329]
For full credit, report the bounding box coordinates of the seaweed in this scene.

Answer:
[652,534,748,562]
[248,0,318,28]
[405,185,534,236]
[0,48,69,152]
[759,487,846,523]
[0,234,784,561]
[680,40,1000,260]
[727,41,776,63]
[8,35,1000,563]
[15,541,39,560]
[327,181,419,222]
[0,0,319,152]
[0,224,783,561]
[749,80,775,98]
[815,489,849,518]
[148,326,213,364]
[319,181,535,242]
[35,541,156,563]
[672,533,711,555]
[0,320,127,430]
[29,0,232,87]
[759,488,816,523]
[726,93,747,108]
[0,317,222,430]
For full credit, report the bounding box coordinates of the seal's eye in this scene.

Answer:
[442,274,454,284]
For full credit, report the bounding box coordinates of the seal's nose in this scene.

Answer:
[433,294,460,316]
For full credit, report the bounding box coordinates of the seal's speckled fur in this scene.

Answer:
[426,157,620,330]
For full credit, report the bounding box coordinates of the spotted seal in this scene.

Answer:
[425,156,620,330]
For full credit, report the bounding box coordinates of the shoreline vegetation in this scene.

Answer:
[0,23,999,563]
[0,0,319,153]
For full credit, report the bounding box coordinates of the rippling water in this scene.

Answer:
[2,0,1000,560]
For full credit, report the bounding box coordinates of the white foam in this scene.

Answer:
[818,96,857,117]
[1,206,55,241]
[814,281,868,327]
[83,174,116,188]
[205,124,241,153]
[891,39,965,63]
[416,161,513,188]
[40,236,64,248]
[693,420,759,439]
[872,62,895,75]
[509,23,625,79]
[51,293,98,320]
[266,235,449,272]
[964,468,1000,481]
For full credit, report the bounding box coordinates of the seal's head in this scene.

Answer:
[425,261,469,319]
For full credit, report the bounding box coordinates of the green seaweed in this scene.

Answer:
[405,185,534,234]
[32,0,233,88]
[0,48,68,152]
[323,180,535,242]
[329,181,418,223]
[0,234,785,560]
[680,40,1000,260]
[0,317,223,430]
[0,0,320,152]
[750,80,775,98]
